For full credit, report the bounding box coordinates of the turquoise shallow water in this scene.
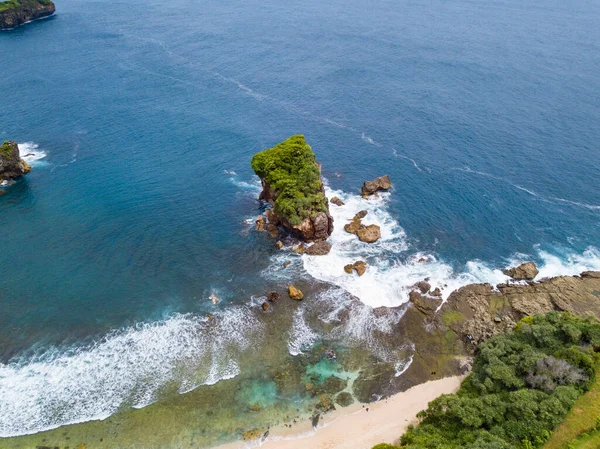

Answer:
[1,0,600,439]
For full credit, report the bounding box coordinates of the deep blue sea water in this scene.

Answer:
[1,0,600,438]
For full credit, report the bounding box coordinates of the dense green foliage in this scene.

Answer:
[251,135,327,225]
[379,313,600,449]
[0,141,13,157]
[0,0,53,12]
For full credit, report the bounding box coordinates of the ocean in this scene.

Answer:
[1,0,600,445]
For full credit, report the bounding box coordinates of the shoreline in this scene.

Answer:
[217,375,465,449]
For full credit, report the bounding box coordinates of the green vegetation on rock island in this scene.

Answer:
[374,312,600,449]
[251,134,328,226]
[0,0,55,29]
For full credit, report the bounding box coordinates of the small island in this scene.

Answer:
[0,0,55,30]
[251,134,333,241]
[0,140,31,183]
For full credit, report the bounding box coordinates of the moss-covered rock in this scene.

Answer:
[251,135,333,241]
[0,0,55,29]
[0,141,31,181]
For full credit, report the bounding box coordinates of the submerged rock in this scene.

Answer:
[243,428,263,440]
[268,292,280,302]
[251,135,333,241]
[0,141,31,182]
[305,241,332,255]
[335,392,354,407]
[503,262,539,280]
[361,175,392,196]
[288,285,304,300]
[0,0,55,30]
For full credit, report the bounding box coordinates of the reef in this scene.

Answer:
[0,141,31,182]
[251,135,333,242]
[0,0,55,30]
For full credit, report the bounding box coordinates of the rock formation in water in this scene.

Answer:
[0,0,55,30]
[0,141,31,182]
[361,174,392,196]
[503,261,539,280]
[343,210,381,243]
[251,135,333,242]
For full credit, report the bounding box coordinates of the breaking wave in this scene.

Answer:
[0,307,263,437]
[18,142,47,166]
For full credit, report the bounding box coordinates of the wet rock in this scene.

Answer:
[265,209,279,226]
[356,224,381,243]
[261,302,270,311]
[335,392,354,407]
[248,404,261,412]
[316,394,335,412]
[330,196,344,206]
[276,240,284,249]
[344,219,362,234]
[283,261,291,268]
[311,413,321,427]
[410,291,442,317]
[323,376,348,395]
[361,175,392,196]
[243,428,263,440]
[354,210,368,220]
[288,285,304,300]
[503,262,539,280]
[294,243,305,254]
[353,261,367,276]
[266,223,279,238]
[305,241,332,255]
[305,382,314,392]
[353,362,397,403]
[268,292,280,302]
[344,264,354,274]
[430,287,442,297]
[255,215,266,232]
[415,281,431,294]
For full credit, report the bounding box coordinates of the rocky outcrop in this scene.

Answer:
[361,175,392,196]
[503,262,539,280]
[423,272,600,350]
[330,196,344,206]
[251,135,333,242]
[305,241,332,255]
[343,210,381,243]
[344,260,367,276]
[288,285,304,300]
[0,0,55,30]
[0,141,31,181]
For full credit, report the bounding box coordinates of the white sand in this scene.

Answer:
[218,375,464,449]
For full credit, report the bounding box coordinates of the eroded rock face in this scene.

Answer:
[437,272,600,349]
[503,262,539,280]
[356,224,381,243]
[0,0,55,30]
[0,141,31,181]
[361,175,392,196]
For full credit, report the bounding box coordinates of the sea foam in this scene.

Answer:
[18,142,47,166]
[0,307,262,437]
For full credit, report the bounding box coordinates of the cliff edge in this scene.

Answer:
[0,0,55,30]
[0,141,31,181]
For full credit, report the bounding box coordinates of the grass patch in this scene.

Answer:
[442,309,465,327]
[0,141,14,157]
[251,135,327,226]
[543,361,600,449]
[0,0,53,12]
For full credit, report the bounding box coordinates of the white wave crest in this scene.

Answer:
[287,308,319,356]
[18,142,47,166]
[0,307,262,437]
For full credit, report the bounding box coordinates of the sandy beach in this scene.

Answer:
[218,375,464,449]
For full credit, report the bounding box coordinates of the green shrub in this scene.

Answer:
[251,135,327,225]
[375,312,600,449]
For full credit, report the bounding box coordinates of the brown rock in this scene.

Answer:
[409,291,442,316]
[283,261,291,268]
[344,219,362,234]
[266,223,279,238]
[356,225,381,243]
[344,264,354,274]
[353,261,367,276]
[268,292,280,302]
[276,240,284,249]
[431,287,442,297]
[243,428,263,440]
[261,302,270,311]
[295,243,305,254]
[305,241,332,255]
[288,285,304,300]
[255,216,266,232]
[265,209,279,225]
[415,281,431,294]
[361,175,392,196]
[503,262,539,280]
[354,210,368,220]
[330,196,345,206]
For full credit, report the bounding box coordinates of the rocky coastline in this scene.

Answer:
[0,0,55,29]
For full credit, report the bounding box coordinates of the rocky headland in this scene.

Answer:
[0,0,55,30]
[251,135,333,242]
[0,140,31,183]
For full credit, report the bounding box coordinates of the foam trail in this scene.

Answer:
[18,142,47,166]
[0,308,262,437]
[288,309,319,356]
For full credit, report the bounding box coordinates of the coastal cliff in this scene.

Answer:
[251,135,333,241]
[0,141,31,181]
[0,0,55,30]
